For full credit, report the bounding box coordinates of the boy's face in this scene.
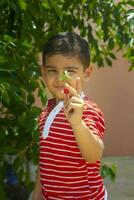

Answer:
[42,54,92,102]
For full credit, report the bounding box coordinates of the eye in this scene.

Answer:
[47,69,57,74]
[67,70,76,74]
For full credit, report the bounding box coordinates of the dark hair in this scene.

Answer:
[42,32,90,69]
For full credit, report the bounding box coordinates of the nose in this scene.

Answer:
[56,71,64,82]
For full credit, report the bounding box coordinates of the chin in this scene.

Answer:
[53,93,64,101]
[57,96,64,101]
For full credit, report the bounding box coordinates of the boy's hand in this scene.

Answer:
[63,77,84,127]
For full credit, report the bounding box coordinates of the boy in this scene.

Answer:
[32,32,107,200]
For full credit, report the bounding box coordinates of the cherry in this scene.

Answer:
[63,87,69,94]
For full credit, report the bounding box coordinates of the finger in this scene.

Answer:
[64,97,83,111]
[68,96,84,105]
[64,83,80,98]
[62,90,69,105]
[76,77,81,94]
[66,102,83,114]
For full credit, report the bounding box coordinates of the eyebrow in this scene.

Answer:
[45,65,56,68]
[45,65,79,70]
[65,66,78,70]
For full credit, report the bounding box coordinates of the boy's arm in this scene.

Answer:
[64,95,104,163]
[72,120,104,163]
[63,81,104,163]
[32,167,43,200]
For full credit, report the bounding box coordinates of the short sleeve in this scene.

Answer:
[83,103,105,140]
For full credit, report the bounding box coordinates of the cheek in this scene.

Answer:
[70,79,77,89]
[45,74,55,83]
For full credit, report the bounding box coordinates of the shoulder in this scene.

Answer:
[39,98,56,121]
[47,98,56,107]
[83,96,104,117]
[83,96,105,138]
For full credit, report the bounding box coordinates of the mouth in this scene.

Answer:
[55,86,65,91]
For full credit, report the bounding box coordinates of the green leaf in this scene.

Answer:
[126,9,134,20]
[0,82,10,104]
[19,0,27,10]
[105,57,112,66]
[109,164,117,182]
[13,157,21,172]
[0,188,7,200]
[38,80,47,105]
[27,93,35,105]
[101,162,117,182]
[0,63,18,72]
[129,65,134,71]
[60,70,71,82]
[0,56,7,63]
[97,56,104,67]
[82,0,88,4]
[50,0,63,20]
[41,2,49,10]
[108,38,115,50]
[109,52,116,59]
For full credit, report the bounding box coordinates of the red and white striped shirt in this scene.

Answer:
[39,96,106,200]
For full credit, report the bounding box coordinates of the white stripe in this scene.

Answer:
[52,116,67,121]
[45,194,90,199]
[42,194,47,200]
[39,151,82,160]
[40,167,86,174]
[50,125,73,132]
[45,130,74,138]
[104,188,108,200]
[41,178,87,184]
[42,101,64,139]
[40,172,86,179]
[45,135,76,144]
[40,174,101,187]
[39,162,85,169]
[42,92,85,139]
[40,140,76,149]
[44,184,89,190]
[39,156,78,165]
[59,194,90,198]
[83,114,98,119]
[40,146,80,154]
[42,187,90,194]
[52,120,70,126]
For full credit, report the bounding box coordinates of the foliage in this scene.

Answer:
[0,0,133,199]
[101,162,117,182]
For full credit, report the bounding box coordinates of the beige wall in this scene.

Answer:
[36,52,134,156]
[84,52,134,156]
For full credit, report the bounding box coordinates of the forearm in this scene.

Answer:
[72,120,104,163]
[32,168,43,200]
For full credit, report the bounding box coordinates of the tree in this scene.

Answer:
[0,0,133,199]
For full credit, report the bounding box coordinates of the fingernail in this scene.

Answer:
[77,77,80,80]
[61,90,64,94]
[65,83,69,87]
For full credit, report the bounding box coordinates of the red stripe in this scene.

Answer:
[39,96,105,199]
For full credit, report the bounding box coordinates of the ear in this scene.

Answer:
[84,65,93,81]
